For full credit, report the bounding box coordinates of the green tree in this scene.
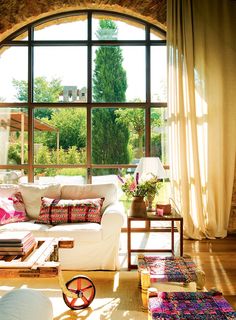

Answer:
[12,77,62,119]
[92,20,130,168]
[115,107,145,158]
[45,109,86,151]
[115,106,162,158]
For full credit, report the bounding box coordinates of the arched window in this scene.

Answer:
[0,10,167,190]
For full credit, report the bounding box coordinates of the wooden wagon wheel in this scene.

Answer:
[62,275,96,310]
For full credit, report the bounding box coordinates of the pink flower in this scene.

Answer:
[129,181,136,191]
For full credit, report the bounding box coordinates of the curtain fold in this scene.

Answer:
[167,0,236,239]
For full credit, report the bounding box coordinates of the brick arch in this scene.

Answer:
[0,0,166,41]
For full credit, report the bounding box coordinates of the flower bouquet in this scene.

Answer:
[118,173,147,199]
[118,173,162,214]
[118,173,161,199]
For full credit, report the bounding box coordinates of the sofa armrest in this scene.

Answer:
[101,202,125,238]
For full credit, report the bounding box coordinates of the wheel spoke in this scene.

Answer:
[81,295,89,305]
[70,298,78,307]
[67,287,77,294]
[76,278,82,290]
[81,284,93,292]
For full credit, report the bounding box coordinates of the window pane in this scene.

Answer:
[0,169,28,184]
[151,46,167,102]
[91,168,120,183]
[91,168,130,210]
[150,28,166,40]
[92,15,145,40]
[34,108,86,165]
[34,168,86,184]
[0,47,28,102]
[0,108,28,165]
[34,15,87,40]
[150,108,168,164]
[151,108,170,203]
[34,46,87,102]
[12,31,28,41]
[92,46,145,102]
[92,108,145,165]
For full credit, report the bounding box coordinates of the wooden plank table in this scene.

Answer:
[0,237,74,278]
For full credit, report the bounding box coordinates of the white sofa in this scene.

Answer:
[0,183,125,270]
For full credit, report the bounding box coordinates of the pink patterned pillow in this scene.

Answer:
[36,197,105,225]
[0,192,28,225]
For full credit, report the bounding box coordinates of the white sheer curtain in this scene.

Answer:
[167,0,236,239]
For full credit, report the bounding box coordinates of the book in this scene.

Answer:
[0,237,36,251]
[0,237,36,256]
[0,233,34,247]
[0,231,32,244]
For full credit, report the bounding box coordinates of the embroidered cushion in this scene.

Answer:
[36,197,105,225]
[87,198,105,223]
[138,255,198,283]
[149,291,236,319]
[0,192,28,225]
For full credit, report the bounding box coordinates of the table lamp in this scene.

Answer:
[134,157,166,211]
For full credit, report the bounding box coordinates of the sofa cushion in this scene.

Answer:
[0,221,50,232]
[36,197,105,225]
[0,192,28,225]
[61,183,117,209]
[19,184,61,219]
[0,184,19,197]
[48,222,102,242]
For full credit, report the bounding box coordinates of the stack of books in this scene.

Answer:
[0,231,36,256]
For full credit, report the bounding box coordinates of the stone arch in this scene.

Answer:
[0,0,166,41]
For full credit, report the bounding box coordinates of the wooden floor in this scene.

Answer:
[0,233,235,318]
[183,234,236,309]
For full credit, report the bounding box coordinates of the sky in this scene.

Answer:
[0,16,167,103]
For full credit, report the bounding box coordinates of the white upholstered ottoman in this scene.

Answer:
[0,289,53,320]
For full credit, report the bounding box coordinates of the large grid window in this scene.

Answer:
[0,11,167,190]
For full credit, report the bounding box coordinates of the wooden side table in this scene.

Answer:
[127,211,183,270]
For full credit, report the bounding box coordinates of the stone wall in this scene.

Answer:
[0,0,166,41]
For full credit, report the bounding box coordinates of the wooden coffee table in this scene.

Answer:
[0,237,97,310]
[0,237,73,278]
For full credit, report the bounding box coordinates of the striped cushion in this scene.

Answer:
[36,197,104,225]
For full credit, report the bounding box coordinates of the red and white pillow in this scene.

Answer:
[36,197,105,225]
[0,192,28,225]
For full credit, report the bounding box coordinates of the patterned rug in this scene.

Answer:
[149,291,236,319]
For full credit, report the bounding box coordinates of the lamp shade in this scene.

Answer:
[134,157,166,180]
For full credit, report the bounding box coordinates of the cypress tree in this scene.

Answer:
[92,20,130,170]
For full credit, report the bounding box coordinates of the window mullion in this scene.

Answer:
[28,25,34,182]
[87,12,92,183]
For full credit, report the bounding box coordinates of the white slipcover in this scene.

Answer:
[0,183,125,270]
